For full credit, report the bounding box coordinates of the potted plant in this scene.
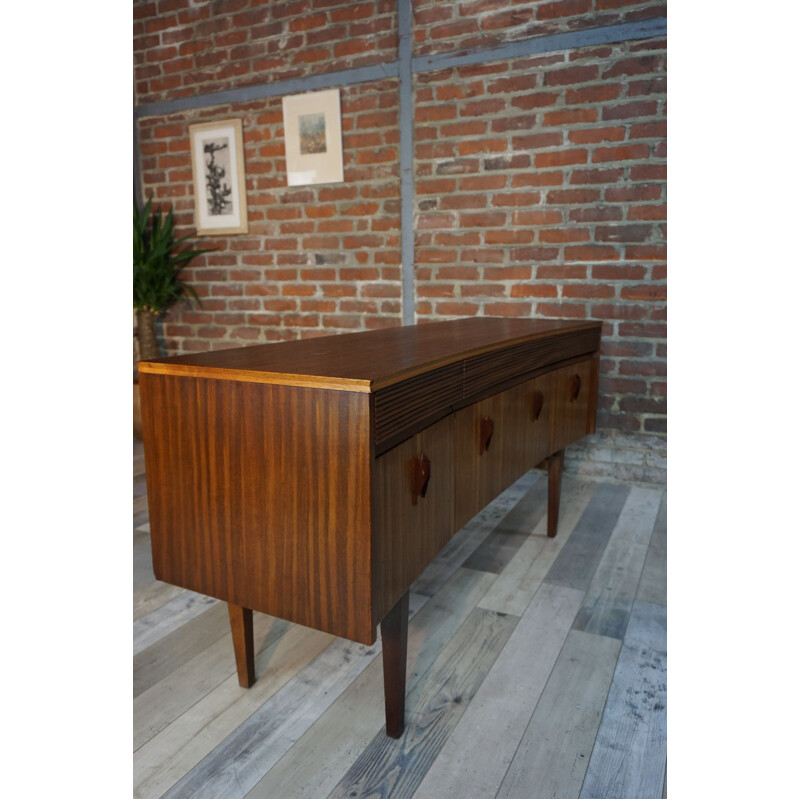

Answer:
[133,197,214,437]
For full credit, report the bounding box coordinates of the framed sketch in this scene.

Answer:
[189,118,248,235]
[282,88,344,186]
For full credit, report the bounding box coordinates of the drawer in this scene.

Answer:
[548,358,595,453]
[454,387,528,531]
[373,414,455,623]
[515,371,554,469]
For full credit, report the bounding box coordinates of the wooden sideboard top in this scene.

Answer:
[137,317,602,393]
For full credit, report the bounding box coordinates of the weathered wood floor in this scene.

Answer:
[134,438,667,799]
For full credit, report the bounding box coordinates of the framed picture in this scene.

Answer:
[189,118,248,235]
[282,88,344,186]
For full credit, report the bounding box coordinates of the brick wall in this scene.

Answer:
[134,0,667,482]
[413,37,666,438]
[412,0,666,57]
[138,78,402,349]
[134,0,398,105]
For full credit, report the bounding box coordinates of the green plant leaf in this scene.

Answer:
[133,198,216,314]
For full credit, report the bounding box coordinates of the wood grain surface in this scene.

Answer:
[138,317,600,391]
[140,373,375,644]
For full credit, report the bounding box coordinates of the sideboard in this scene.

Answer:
[138,316,602,738]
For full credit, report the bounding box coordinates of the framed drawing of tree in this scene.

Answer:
[282,89,344,187]
[189,118,248,235]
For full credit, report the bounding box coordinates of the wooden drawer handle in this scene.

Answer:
[479,416,494,455]
[570,374,582,401]
[532,389,544,421]
[410,453,431,506]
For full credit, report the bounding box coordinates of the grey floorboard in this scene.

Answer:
[580,601,667,799]
[544,482,630,591]
[636,491,667,606]
[461,474,548,574]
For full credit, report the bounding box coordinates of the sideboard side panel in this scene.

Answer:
[140,373,374,644]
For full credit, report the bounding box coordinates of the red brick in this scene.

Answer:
[511,247,559,262]
[511,172,564,188]
[510,284,558,298]
[602,101,659,120]
[544,65,598,86]
[630,164,667,181]
[538,264,587,279]
[460,175,507,191]
[568,127,626,144]
[543,108,597,126]
[563,284,615,299]
[432,302,480,316]
[511,92,560,110]
[485,302,532,317]
[461,249,505,263]
[460,211,507,227]
[565,245,620,261]
[511,132,563,150]
[603,56,661,78]
[535,149,588,168]
[417,249,458,264]
[606,184,663,202]
[628,204,667,220]
[512,209,563,225]
[570,206,623,223]
[540,228,590,243]
[537,0,592,20]
[566,84,622,104]
[595,224,653,243]
[487,75,539,94]
[626,244,666,260]
[434,232,483,247]
[536,302,586,318]
[481,8,535,30]
[462,283,507,297]
[492,192,541,207]
[461,98,507,117]
[592,144,651,162]
[441,195,488,210]
[459,138,508,155]
[547,188,601,204]
[484,229,536,245]
[621,284,667,301]
[570,168,624,185]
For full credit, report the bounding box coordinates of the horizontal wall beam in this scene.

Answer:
[411,17,667,74]
[133,19,666,121]
[134,62,400,119]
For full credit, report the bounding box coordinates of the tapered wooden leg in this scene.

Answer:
[228,603,256,688]
[547,448,565,538]
[381,591,409,739]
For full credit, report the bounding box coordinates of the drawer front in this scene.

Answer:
[515,371,554,468]
[373,414,455,625]
[454,388,528,531]
[548,358,594,453]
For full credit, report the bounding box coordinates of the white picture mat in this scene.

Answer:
[282,88,344,186]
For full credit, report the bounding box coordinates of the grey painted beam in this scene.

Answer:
[398,0,415,325]
[411,17,668,74]
[134,62,400,120]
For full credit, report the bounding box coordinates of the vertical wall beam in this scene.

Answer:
[397,0,415,326]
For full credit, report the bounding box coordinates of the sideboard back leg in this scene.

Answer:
[380,590,410,739]
[547,448,565,538]
[228,603,256,688]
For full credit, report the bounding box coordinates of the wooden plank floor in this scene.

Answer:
[133,437,667,799]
